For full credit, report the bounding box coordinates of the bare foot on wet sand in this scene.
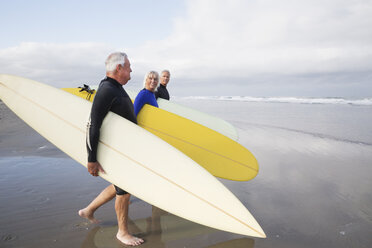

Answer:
[78,208,99,224]
[116,233,144,246]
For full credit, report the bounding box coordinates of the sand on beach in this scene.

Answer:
[1,98,372,248]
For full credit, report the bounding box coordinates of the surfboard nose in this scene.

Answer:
[228,212,266,238]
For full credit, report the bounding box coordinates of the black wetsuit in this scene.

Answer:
[86,77,137,195]
[154,84,170,100]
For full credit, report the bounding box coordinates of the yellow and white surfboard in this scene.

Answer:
[62,86,259,181]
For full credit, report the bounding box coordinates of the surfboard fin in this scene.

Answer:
[78,84,95,100]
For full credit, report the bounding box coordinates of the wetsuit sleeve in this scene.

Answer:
[133,90,159,116]
[149,94,159,108]
[133,90,147,116]
[86,87,114,162]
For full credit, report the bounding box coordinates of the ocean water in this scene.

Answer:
[175,97,372,248]
[176,96,372,145]
[1,97,372,248]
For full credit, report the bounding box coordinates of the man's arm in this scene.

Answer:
[87,86,114,163]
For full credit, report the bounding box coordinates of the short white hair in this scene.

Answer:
[105,52,128,72]
[161,70,170,76]
[143,71,159,87]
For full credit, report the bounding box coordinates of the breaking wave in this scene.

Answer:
[180,96,372,106]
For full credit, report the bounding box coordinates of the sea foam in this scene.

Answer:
[179,96,372,106]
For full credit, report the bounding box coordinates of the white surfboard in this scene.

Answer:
[128,90,238,140]
[90,86,238,140]
[0,74,265,238]
[157,98,239,141]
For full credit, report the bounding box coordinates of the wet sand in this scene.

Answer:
[1,99,372,247]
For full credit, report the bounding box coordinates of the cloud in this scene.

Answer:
[0,0,371,96]
[133,0,372,80]
[0,42,112,87]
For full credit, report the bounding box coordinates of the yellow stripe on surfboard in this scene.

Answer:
[62,87,259,181]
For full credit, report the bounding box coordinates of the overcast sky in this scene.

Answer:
[1,0,371,97]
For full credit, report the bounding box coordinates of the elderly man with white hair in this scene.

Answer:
[79,52,144,246]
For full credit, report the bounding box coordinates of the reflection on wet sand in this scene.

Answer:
[81,206,254,248]
[4,100,371,247]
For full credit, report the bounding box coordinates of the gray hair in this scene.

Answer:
[105,52,128,72]
[161,70,170,76]
[143,71,159,87]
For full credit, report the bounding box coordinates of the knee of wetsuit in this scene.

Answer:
[114,185,128,195]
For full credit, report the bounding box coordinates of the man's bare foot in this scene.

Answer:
[78,208,99,224]
[116,233,144,246]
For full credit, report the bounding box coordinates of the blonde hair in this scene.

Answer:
[143,71,159,87]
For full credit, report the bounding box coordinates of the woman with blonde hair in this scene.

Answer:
[134,71,159,116]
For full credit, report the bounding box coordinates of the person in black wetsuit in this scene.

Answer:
[78,52,144,246]
[154,70,170,100]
